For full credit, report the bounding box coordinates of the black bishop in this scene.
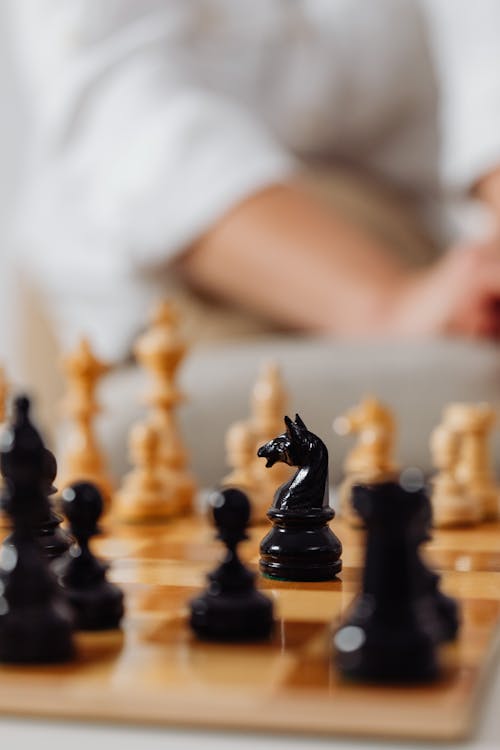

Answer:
[0,396,75,663]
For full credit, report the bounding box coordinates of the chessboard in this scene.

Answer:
[0,513,499,742]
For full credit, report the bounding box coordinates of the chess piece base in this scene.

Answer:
[335,616,438,683]
[433,502,480,528]
[167,471,196,515]
[260,510,342,582]
[114,489,176,523]
[432,478,481,528]
[66,581,124,631]
[0,606,75,664]
[190,589,274,642]
[475,487,499,521]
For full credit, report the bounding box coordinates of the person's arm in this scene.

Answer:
[180,181,500,341]
[476,167,500,224]
[179,183,406,336]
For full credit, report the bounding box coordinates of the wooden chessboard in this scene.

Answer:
[0,513,500,742]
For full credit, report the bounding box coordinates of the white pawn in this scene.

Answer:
[59,337,114,509]
[222,420,258,498]
[115,422,175,522]
[134,301,196,515]
[251,362,292,517]
[430,424,480,528]
[334,396,398,527]
[445,403,499,522]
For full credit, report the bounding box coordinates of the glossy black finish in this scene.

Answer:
[334,481,459,683]
[60,482,124,631]
[3,450,72,561]
[190,488,274,641]
[38,447,73,558]
[0,396,75,664]
[258,414,342,581]
[414,484,460,642]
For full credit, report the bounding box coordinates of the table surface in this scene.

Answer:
[0,668,499,750]
[2,514,500,750]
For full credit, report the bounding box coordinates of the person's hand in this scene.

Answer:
[377,237,500,339]
[476,166,500,222]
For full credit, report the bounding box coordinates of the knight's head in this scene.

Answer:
[334,395,394,436]
[257,414,311,468]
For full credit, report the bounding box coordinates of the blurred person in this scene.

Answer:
[6,0,500,361]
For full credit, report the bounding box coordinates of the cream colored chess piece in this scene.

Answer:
[114,421,176,522]
[59,338,114,508]
[430,422,480,528]
[444,403,499,521]
[223,362,292,523]
[132,301,195,516]
[250,362,292,516]
[222,421,258,496]
[334,396,398,527]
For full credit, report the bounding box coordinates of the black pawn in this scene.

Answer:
[60,481,124,630]
[0,395,75,664]
[190,488,274,641]
[36,448,73,559]
[334,481,452,683]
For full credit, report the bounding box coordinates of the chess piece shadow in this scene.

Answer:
[190,488,274,641]
[76,628,125,663]
[258,415,342,581]
[60,481,124,630]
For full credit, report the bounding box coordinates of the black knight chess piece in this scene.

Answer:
[0,396,75,663]
[334,480,459,683]
[60,481,124,630]
[190,488,274,641]
[258,415,342,581]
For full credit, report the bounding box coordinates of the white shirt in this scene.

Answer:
[7,0,500,360]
